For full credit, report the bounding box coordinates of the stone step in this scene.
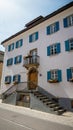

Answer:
[48,103,59,108]
[55,109,66,115]
[42,98,50,102]
[44,101,54,105]
[39,97,48,100]
[53,106,62,111]
[36,95,45,98]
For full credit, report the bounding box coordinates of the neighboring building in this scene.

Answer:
[0,51,4,88]
[1,2,73,113]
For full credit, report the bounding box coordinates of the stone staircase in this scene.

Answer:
[33,91,66,115]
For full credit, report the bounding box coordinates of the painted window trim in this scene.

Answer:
[47,43,61,56]
[47,21,59,35]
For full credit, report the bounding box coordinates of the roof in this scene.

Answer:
[1,1,73,45]
[0,51,4,62]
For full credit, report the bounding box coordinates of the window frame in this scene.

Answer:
[47,43,61,56]
[47,21,59,35]
[8,43,14,52]
[29,32,38,43]
[16,39,23,48]
[14,55,22,64]
[13,74,21,83]
[5,76,11,84]
[7,58,13,66]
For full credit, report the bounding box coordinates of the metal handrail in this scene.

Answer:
[2,81,39,97]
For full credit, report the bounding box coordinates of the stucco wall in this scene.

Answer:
[1,7,73,100]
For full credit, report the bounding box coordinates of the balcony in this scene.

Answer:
[23,55,40,69]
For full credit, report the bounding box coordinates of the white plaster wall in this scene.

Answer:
[1,7,73,98]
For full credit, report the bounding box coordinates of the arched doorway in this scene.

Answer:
[28,67,38,90]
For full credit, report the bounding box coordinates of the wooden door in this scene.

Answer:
[29,71,37,89]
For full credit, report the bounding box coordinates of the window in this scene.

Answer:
[29,32,38,43]
[67,67,73,82]
[47,21,59,35]
[13,74,21,83]
[63,14,73,27]
[47,69,62,83]
[47,43,61,56]
[14,55,22,64]
[8,43,14,51]
[65,38,73,51]
[7,58,13,66]
[16,39,23,48]
[5,76,11,84]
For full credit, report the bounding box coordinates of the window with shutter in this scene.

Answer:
[63,14,73,28]
[5,76,11,84]
[13,74,21,83]
[7,58,13,66]
[65,38,73,51]
[29,32,38,43]
[8,43,14,52]
[47,21,59,35]
[14,55,22,64]
[47,69,62,83]
[16,39,23,48]
[47,43,61,56]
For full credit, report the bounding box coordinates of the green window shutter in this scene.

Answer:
[20,39,23,46]
[8,45,10,52]
[47,71,51,81]
[35,32,38,40]
[58,70,62,82]
[55,21,59,31]
[5,77,7,82]
[11,58,13,65]
[29,35,32,43]
[65,40,69,51]
[57,43,61,53]
[47,46,50,56]
[13,75,15,82]
[18,75,21,82]
[63,18,68,27]
[14,57,16,64]
[7,60,8,66]
[67,69,72,81]
[16,41,18,48]
[12,43,14,50]
[9,76,11,83]
[47,26,50,35]
[19,55,22,63]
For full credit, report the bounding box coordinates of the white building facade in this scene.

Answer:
[1,2,73,111]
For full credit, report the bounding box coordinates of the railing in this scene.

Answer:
[2,81,38,98]
[23,55,40,68]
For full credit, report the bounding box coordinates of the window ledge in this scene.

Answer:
[69,78,73,82]
[48,79,58,83]
[13,81,19,84]
[5,82,10,84]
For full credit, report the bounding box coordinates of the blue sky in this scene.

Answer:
[0,0,72,51]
